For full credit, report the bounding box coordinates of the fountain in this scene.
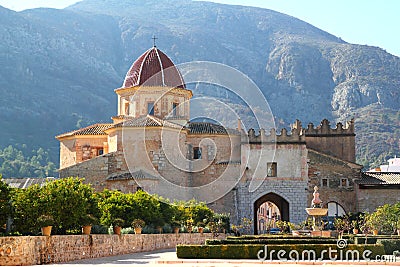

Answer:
[305,186,328,231]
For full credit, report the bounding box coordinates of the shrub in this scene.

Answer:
[377,239,400,254]
[185,199,214,226]
[91,225,109,234]
[121,227,135,234]
[177,244,385,260]
[171,220,181,229]
[38,178,97,234]
[354,235,400,245]
[31,177,97,234]
[12,184,43,233]
[37,214,54,227]
[203,227,211,233]
[365,204,400,234]
[133,190,163,226]
[232,217,252,235]
[162,224,172,233]
[98,190,137,227]
[132,219,145,228]
[81,214,98,226]
[226,235,332,240]
[0,176,11,227]
[142,225,157,234]
[205,238,338,245]
[113,218,125,227]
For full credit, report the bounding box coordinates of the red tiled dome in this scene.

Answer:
[122,47,185,88]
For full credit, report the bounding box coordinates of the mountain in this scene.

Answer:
[0,0,399,173]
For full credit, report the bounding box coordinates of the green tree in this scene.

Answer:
[368,203,400,234]
[155,195,176,226]
[133,190,162,226]
[185,199,214,225]
[98,190,138,227]
[12,184,42,233]
[12,177,98,234]
[0,175,12,228]
[41,177,97,234]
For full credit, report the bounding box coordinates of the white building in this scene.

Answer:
[368,156,400,172]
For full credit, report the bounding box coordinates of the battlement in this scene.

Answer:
[242,127,305,144]
[294,118,355,136]
[293,118,356,163]
[241,118,355,163]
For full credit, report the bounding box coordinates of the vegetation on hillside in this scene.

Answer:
[0,145,57,178]
[353,104,400,169]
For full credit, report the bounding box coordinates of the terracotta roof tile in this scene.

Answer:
[187,122,239,135]
[113,115,183,129]
[56,123,113,139]
[358,172,400,185]
[123,47,185,89]
[106,170,159,181]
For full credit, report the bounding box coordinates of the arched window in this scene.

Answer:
[327,202,346,217]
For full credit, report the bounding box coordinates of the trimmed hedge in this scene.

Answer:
[354,235,400,245]
[177,244,385,260]
[377,239,400,254]
[206,238,339,245]
[227,235,334,240]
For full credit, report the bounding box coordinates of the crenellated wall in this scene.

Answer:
[303,118,355,135]
[294,119,356,163]
[243,127,306,144]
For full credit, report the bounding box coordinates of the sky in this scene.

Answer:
[0,0,398,57]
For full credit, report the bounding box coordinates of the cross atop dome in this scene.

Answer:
[152,35,158,47]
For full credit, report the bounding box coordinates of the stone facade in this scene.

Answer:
[57,45,363,233]
[307,149,362,215]
[301,119,356,163]
[355,187,400,213]
[0,233,224,266]
[115,86,191,123]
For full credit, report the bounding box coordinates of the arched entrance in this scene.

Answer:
[254,192,289,235]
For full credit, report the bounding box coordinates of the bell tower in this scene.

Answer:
[113,46,192,125]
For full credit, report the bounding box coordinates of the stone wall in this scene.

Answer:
[0,233,223,266]
[303,119,356,163]
[58,136,108,169]
[355,187,400,213]
[307,149,362,214]
[236,178,308,227]
[236,142,309,230]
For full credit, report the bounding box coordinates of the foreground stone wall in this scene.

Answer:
[0,233,223,266]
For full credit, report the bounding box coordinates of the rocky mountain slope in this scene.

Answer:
[0,0,399,173]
